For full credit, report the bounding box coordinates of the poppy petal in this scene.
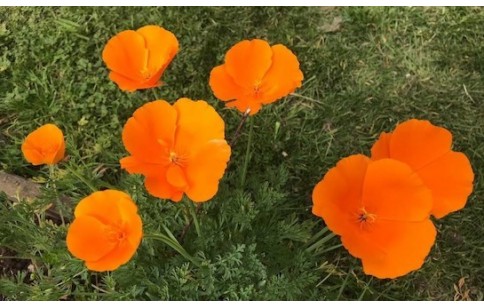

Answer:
[85,239,138,272]
[145,174,183,202]
[174,98,225,155]
[102,30,147,82]
[136,25,179,79]
[74,190,133,226]
[122,100,176,163]
[166,164,188,189]
[120,156,165,177]
[117,199,143,248]
[108,71,157,92]
[259,44,303,104]
[185,140,231,202]
[363,159,433,222]
[385,119,452,170]
[209,65,245,101]
[312,154,370,236]
[224,39,273,89]
[416,151,474,218]
[370,132,392,160]
[66,215,116,262]
[361,219,436,279]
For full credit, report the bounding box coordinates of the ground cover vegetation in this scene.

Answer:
[0,6,483,300]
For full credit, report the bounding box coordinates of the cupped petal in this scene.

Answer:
[66,215,116,262]
[363,159,433,222]
[119,156,165,177]
[312,154,370,236]
[361,219,436,279]
[145,174,183,202]
[166,164,188,189]
[370,132,392,160]
[85,238,138,272]
[185,140,231,202]
[173,98,225,155]
[108,71,158,92]
[102,30,148,82]
[74,190,135,227]
[137,25,178,74]
[224,39,273,89]
[416,151,474,218]
[209,65,245,101]
[122,100,177,164]
[384,119,452,170]
[21,124,65,165]
[259,44,303,104]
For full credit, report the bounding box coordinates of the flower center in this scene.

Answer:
[106,224,127,243]
[253,80,262,98]
[168,150,188,167]
[356,208,376,230]
[141,67,152,80]
[169,151,178,163]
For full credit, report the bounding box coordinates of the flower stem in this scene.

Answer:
[48,165,65,226]
[229,108,251,147]
[179,201,203,243]
[239,118,254,188]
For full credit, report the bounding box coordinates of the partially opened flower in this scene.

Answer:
[66,190,143,272]
[120,98,231,202]
[371,119,474,219]
[312,154,436,279]
[21,124,65,165]
[209,39,303,115]
[102,25,179,92]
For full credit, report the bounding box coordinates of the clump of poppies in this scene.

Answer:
[312,119,474,278]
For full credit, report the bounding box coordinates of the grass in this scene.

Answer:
[0,7,483,300]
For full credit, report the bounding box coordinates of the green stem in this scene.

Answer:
[239,118,254,188]
[48,165,65,226]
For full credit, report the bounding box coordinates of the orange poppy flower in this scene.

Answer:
[21,123,65,165]
[312,154,436,279]
[102,25,179,92]
[120,98,231,203]
[371,119,474,219]
[209,39,303,115]
[66,190,143,272]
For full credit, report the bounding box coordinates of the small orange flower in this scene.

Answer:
[102,25,179,92]
[209,39,303,115]
[312,154,436,279]
[120,98,231,202]
[21,124,65,165]
[66,190,143,272]
[371,119,474,219]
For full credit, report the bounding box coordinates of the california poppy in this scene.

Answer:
[21,123,65,165]
[120,98,231,203]
[66,190,143,272]
[209,39,303,115]
[371,119,474,219]
[102,25,179,92]
[312,154,436,279]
